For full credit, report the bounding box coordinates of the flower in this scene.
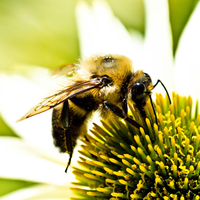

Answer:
[72,93,200,199]
[0,0,200,199]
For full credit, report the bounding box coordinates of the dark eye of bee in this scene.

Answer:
[132,83,146,96]
[131,72,152,102]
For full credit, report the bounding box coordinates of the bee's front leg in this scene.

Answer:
[104,101,142,129]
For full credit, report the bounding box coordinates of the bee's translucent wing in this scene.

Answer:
[49,63,80,78]
[16,79,101,122]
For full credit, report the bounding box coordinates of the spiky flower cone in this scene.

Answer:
[71,93,200,199]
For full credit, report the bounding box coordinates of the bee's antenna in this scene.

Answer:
[153,80,171,104]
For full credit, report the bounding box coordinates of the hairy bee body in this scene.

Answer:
[51,55,134,168]
[17,54,169,172]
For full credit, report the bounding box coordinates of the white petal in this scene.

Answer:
[143,0,174,95]
[75,0,144,67]
[0,137,76,185]
[175,2,200,103]
[0,67,96,184]
[0,71,69,163]
[0,184,73,200]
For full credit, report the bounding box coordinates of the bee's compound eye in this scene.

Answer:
[132,83,145,95]
[132,83,146,101]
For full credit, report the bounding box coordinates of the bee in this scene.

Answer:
[17,54,171,172]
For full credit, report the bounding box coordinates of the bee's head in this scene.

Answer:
[130,72,153,105]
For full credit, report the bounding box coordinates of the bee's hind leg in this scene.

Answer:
[104,101,142,129]
[52,100,74,173]
[65,147,73,172]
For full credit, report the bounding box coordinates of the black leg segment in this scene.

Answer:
[104,101,142,129]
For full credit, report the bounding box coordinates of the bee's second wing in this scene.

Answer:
[49,63,79,78]
[16,79,101,122]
